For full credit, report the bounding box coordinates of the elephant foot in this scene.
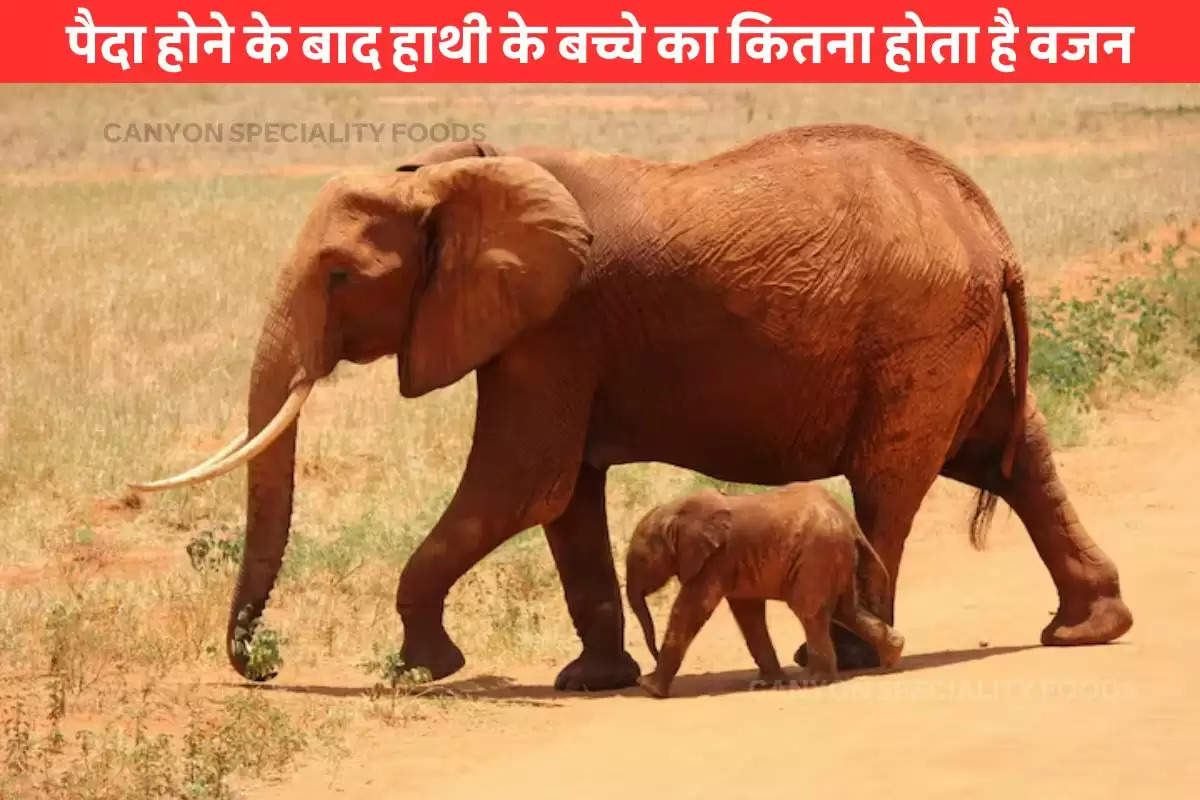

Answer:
[1041,594,1133,646]
[636,674,669,699]
[795,626,880,670]
[554,649,640,692]
[878,630,906,669]
[400,621,465,681]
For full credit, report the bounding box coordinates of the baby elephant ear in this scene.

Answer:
[675,491,732,583]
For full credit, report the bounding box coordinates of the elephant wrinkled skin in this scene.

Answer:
[132,125,1133,690]
[627,484,906,698]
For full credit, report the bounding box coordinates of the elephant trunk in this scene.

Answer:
[627,579,659,661]
[226,303,308,680]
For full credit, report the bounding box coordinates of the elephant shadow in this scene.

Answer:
[221,644,1039,704]
[663,643,1040,699]
[424,643,1040,702]
[222,673,569,707]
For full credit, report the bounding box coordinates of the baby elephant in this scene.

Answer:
[626,483,904,698]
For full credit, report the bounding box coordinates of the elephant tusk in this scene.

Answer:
[125,429,247,492]
[194,429,250,469]
[128,385,311,492]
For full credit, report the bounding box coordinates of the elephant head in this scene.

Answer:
[625,489,731,660]
[130,154,592,680]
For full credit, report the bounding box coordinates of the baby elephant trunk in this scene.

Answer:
[627,581,659,661]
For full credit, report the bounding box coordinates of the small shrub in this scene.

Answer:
[358,644,433,690]
[358,645,439,727]
[129,701,175,800]
[182,693,308,797]
[42,601,113,701]
[158,573,228,665]
[186,527,243,574]
[4,700,32,777]
[2,682,321,800]
[1028,278,1170,406]
[1157,244,1200,357]
[1029,239,1199,443]
[1033,384,1090,447]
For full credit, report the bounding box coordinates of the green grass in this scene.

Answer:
[1030,243,1200,444]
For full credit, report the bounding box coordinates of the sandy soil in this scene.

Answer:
[238,372,1200,799]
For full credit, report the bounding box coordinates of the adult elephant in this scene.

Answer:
[132,126,1132,690]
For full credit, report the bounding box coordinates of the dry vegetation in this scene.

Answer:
[1,84,1199,798]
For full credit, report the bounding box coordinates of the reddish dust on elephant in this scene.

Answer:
[132,124,1131,692]
[627,484,906,698]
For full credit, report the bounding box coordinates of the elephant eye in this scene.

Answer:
[328,269,350,291]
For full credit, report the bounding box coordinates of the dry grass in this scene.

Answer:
[1,84,1199,797]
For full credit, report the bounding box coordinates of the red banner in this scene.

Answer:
[1,1,1195,83]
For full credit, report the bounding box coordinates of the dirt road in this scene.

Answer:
[256,376,1200,799]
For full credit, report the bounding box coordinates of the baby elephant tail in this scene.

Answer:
[852,526,891,595]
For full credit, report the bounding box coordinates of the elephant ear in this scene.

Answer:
[674,490,732,583]
[399,156,592,397]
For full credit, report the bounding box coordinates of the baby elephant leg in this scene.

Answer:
[836,593,905,669]
[727,598,785,683]
[638,579,723,699]
[791,601,838,683]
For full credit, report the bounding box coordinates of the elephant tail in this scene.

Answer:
[1001,258,1029,480]
[969,490,1000,551]
[970,259,1028,551]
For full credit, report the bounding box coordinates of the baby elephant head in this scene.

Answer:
[625,488,732,659]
